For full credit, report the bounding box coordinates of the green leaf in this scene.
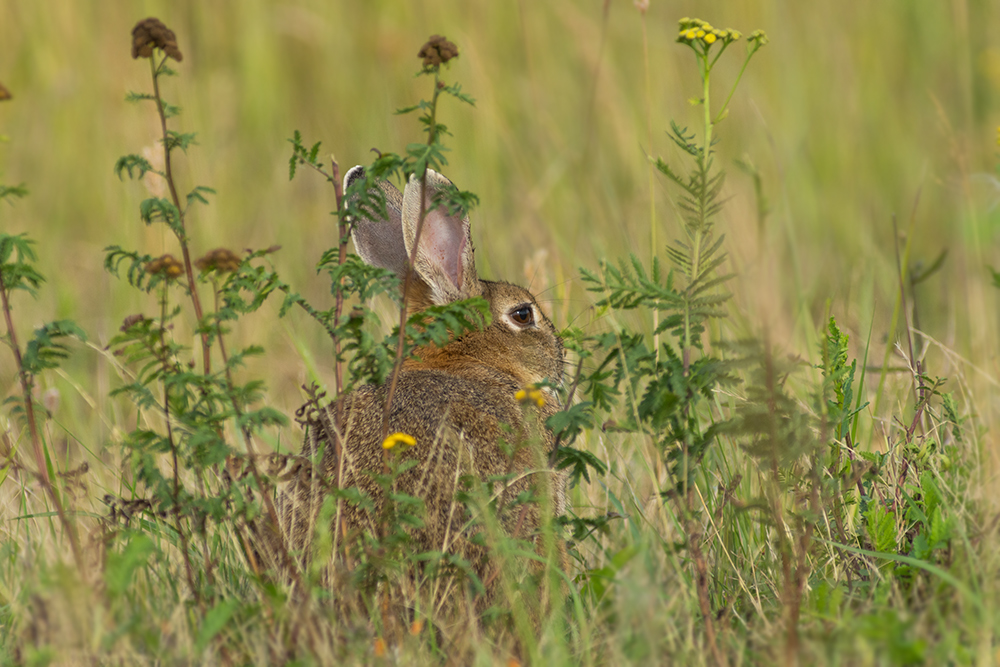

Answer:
[22,320,86,374]
[105,534,156,597]
[194,599,240,654]
[0,184,28,202]
[139,197,182,235]
[552,445,607,485]
[443,82,476,106]
[919,470,941,518]
[164,131,198,153]
[910,249,947,285]
[114,154,160,181]
[865,504,896,555]
[124,91,156,104]
[186,185,216,208]
[0,233,45,295]
[819,537,983,613]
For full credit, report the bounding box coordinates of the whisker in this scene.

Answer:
[533,278,577,299]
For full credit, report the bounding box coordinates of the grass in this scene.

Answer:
[2,1,1000,665]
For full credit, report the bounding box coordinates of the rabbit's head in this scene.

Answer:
[345,166,563,395]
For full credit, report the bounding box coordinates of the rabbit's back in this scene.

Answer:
[315,369,563,546]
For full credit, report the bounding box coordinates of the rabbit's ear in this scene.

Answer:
[345,166,409,281]
[401,170,481,305]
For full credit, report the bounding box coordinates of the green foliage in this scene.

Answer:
[105,534,156,597]
[2,11,994,667]
[103,246,155,291]
[0,233,45,295]
[114,154,160,180]
[21,320,87,374]
[0,183,29,202]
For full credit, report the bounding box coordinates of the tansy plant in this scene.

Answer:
[565,17,768,666]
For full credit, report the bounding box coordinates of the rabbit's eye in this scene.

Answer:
[510,304,534,326]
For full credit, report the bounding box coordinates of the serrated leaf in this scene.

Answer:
[865,504,896,555]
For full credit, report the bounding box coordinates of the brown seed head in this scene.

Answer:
[195,248,241,274]
[418,35,458,69]
[144,254,185,279]
[121,314,147,331]
[0,83,11,101]
[131,17,184,62]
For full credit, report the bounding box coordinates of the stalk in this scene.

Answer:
[381,70,444,439]
[149,55,212,375]
[0,270,85,573]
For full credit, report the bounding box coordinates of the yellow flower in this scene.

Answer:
[704,33,717,44]
[382,432,416,450]
[696,30,706,38]
[516,387,546,408]
[685,29,697,39]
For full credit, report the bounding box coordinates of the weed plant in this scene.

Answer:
[0,10,996,667]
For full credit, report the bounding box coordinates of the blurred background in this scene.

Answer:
[1,1,999,466]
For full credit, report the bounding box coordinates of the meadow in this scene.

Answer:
[2,1,1000,664]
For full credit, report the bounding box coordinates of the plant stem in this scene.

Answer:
[211,284,306,591]
[714,50,753,125]
[0,270,85,573]
[149,55,211,375]
[642,10,660,362]
[156,284,201,610]
[330,160,346,400]
[382,69,443,440]
[329,160,349,483]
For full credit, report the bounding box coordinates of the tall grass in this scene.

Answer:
[2,1,999,665]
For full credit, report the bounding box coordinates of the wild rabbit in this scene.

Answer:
[260,166,568,618]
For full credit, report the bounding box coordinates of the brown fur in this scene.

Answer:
[259,168,567,625]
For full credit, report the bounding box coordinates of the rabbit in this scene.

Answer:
[259,165,568,623]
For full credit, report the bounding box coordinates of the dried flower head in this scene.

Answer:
[120,314,147,331]
[0,83,11,101]
[131,17,184,62]
[418,35,458,69]
[144,254,184,279]
[194,248,241,274]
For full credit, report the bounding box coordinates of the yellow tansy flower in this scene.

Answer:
[516,387,546,408]
[382,432,417,450]
[704,33,717,44]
